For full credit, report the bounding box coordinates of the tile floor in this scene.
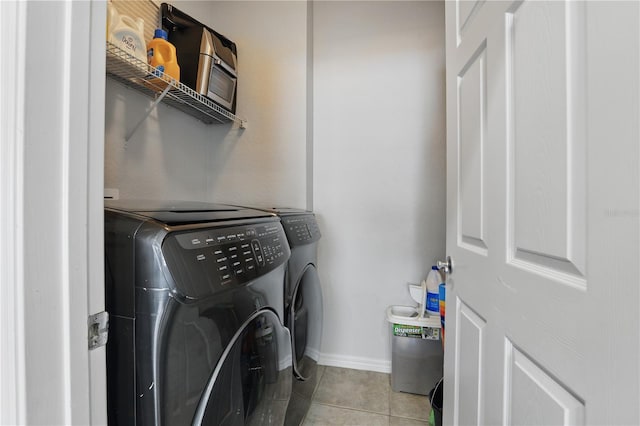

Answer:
[301,366,432,426]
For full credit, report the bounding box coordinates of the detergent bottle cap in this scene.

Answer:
[154,29,168,40]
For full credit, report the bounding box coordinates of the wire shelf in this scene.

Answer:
[106,42,246,127]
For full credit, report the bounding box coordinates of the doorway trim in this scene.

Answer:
[0,1,27,423]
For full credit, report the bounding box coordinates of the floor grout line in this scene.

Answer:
[310,401,389,417]
[305,366,430,425]
[310,365,326,400]
[301,365,326,425]
[305,402,430,425]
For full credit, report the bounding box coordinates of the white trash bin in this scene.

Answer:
[386,305,443,395]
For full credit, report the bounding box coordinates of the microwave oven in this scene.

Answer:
[161,3,238,114]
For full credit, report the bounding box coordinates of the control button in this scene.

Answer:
[243,250,252,256]
[228,246,238,252]
[216,257,228,263]
[240,243,250,249]
[216,236,227,243]
[196,254,206,261]
[234,268,245,276]
[251,239,265,266]
[191,238,202,246]
[220,274,232,285]
[214,249,223,255]
[247,264,256,271]
[218,265,228,271]
[233,261,241,267]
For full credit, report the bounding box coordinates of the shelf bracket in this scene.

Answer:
[125,84,172,141]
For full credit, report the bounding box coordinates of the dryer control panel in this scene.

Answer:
[281,214,321,247]
[162,221,290,299]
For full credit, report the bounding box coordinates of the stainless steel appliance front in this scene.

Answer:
[104,202,292,425]
[162,3,238,113]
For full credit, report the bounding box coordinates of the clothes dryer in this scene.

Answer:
[277,210,323,381]
[104,200,292,426]
[247,208,323,426]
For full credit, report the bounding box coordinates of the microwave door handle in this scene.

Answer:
[196,54,212,95]
[196,30,215,94]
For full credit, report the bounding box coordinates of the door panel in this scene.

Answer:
[504,340,585,426]
[458,43,488,254]
[445,1,639,424]
[507,0,587,281]
[456,0,485,46]
[453,300,485,425]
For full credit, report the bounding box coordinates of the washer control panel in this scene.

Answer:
[162,221,290,298]
[281,214,321,247]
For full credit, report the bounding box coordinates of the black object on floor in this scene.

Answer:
[429,378,443,426]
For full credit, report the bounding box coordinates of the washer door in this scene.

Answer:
[290,264,323,380]
[192,309,292,426]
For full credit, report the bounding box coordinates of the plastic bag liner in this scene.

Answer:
[428,377,443,426]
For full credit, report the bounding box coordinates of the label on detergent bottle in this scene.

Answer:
[426,291,439,314]
[439,283,446,327]
[121,35,138,53]
[112,30,145,62]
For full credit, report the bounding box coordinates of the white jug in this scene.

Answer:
[108,8,146,64]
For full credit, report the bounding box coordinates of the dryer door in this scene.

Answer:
[192,309,293,426]
[290,264,323,381]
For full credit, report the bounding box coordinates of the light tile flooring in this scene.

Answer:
[301,366,431,426]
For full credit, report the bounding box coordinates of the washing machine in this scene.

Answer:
[247,208,323,426]
[104,200,293,426]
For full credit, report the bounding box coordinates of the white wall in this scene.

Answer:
[313,1,446,371]
[105,1,309,208]
[105,0,447,372]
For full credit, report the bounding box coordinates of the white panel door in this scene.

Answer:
[444,1,639,424]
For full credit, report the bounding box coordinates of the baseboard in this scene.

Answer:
[318,352,391,374]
